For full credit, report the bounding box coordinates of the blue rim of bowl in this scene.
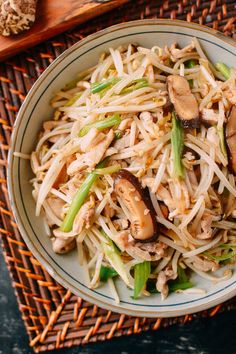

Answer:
[7,19,236,317]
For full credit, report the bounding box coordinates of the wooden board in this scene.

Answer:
[0,0,129,61]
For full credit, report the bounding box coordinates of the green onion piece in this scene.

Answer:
[147,267,193,295]
[115,130,123,139]
[60,159,108,232]
[133,261,151,299]
[185,59,197,68]
[177,266,188,283]
[101,230,129,285]
[216,62,231,80]
[185,61,196,88]
[219,244,236,249]
[188,79,194,89]
[95,164,121,175]
[146,280,158,294]
[63,79,78,91]
[204,251,236,262]
[121,78,148,95]
[64,93,82,107]
[169,281,193,292]
[100,266,118,282]
[217,127,228,159]
[171,111,184,178]
[79,114,121,137]
[91,77,120,94]
[168,266,193,292]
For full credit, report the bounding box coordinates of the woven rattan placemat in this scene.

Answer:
[1,1,236,352]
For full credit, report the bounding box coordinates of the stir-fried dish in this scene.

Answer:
[28,39,236,301]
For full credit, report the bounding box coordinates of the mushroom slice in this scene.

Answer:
[114,170,158,242]
[167,75,199,128]
[226,105,236,173]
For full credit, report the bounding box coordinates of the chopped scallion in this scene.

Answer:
[115,130,123,139]
[171,111,184,178]
[217,126,228,159]
[219,244,236,249]
[65,93,82,107]
[133,261,151,299]
[216,62,231,80]
[91,77,120,94]
[168,266,193,292]
[204,251,236,262]
[121,78,148,95]
[185,59,197,68]
[60,159,108,232]
[79,114,121,137]
[100,266,118,282]
[101,230,129,285]
[63,79,78,91]
[94,164,121,175]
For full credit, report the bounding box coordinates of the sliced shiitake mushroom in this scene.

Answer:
[114,169,158,242]
[226,105,236,173]
[167,75,199,128]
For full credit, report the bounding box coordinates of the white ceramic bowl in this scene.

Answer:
[8,20,236,317]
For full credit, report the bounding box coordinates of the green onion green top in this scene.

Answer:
[171,111,184,179]
[60,159,108,232]
[101,230,129,285]
[91,77,120,94]
[216,62,231,80]
[65,93,82,107]
[185,59,197,68]
[133,261,151,299]
[79,114,121,137]
[168,266,193,292]
[204,251,236,262]
[121,78,149,95]
[217,126,228,159]
[100,266,118,282]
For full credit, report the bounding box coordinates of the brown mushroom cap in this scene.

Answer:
[226,105,236,174]
[167,75,199,128]
[114,170,158,242]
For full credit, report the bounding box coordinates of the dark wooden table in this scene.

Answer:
[1,247,236,354]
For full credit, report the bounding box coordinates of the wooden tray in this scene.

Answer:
[0,0,236,352]
[0,0,129,61]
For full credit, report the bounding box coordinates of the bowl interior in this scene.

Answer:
[8,20,236,317]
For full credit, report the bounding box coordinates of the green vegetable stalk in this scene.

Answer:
[185,59,197,68]
[100,266,118,282]
[95,164,121,175]
[185,60,196,88]
[79,114,121,137]
[168,280,193,292]
[219,244,236,249]
[168,266,193,292]
[216,62,231,80]
[121,78,149,95]
[204,251,236,262]
[101,230,129,285]
[65,93,82,107]
[63,79,78,91]
[171,111,184,179]
[60,159,108,232]
[147,267,193,294]
[217,126,228,159]
[114,130,123,140]
[91,77,120,94]
[133,261,151,299]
